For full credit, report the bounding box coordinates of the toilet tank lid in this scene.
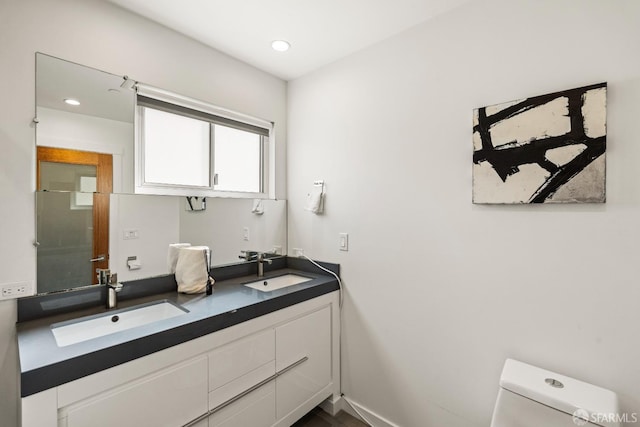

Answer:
[499,359,620,427]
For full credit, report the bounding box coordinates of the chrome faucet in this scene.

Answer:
[97,269,123,309]
[257,252,273,277]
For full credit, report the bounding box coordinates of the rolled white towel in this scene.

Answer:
[175,246,213,294]
[168,243,191,274]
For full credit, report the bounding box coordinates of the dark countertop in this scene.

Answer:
[17,259,340,398]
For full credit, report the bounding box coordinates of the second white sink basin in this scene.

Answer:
[243,273,312,292]
[51,300,188,347]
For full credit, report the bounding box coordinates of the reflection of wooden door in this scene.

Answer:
[37,147,112,281]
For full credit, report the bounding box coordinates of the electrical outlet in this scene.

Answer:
[1,282,30,299]
[293,248,304,257]
[123,229,139,240]
[243,227,250,241]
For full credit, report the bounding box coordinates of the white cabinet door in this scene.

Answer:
[62,356,208,427]
[21,389,57,427]
[207,381,276,427]
[275,306,331,419]
[208,328,275,409]
[205,329,276,427]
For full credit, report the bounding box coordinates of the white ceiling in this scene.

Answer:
[106,0,472,81]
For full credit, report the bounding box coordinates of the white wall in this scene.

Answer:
[287,1,640,425]
[0,0,286,425]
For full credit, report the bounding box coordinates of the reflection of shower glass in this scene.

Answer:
[38,163,98,292]
[40,162,97,210]
[39,162,96,192]
[36,191,94,293]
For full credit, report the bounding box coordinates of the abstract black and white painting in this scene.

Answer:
[473,83,606,204]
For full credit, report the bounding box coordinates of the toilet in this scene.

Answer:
[491,359,621,427]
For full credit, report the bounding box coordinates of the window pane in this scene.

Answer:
[143,107,210,187]
[213,125,261,192]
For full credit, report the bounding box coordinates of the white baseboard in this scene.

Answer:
[319,395,344,416]
[322,395,400,427]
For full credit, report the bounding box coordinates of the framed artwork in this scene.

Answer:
[473,83,606,204]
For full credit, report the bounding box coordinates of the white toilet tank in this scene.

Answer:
[491,359,621,427]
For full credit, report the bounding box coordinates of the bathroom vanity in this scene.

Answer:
[17,261,341,427]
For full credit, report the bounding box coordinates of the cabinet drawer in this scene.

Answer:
[208,360,274,410]
[208,381,275,427]
[61,356,208,427]
[209,328,275,391]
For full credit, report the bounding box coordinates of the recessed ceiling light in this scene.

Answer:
[64,98,80,106]
[271,40,291,52]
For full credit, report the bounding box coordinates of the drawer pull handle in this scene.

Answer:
[182,356,308,427]
[275,355,309,376]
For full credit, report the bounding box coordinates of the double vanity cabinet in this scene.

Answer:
[18,264,341,427]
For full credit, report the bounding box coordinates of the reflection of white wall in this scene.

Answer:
[109,194,180,282]
[36,107,133,193]
[109,196,286,280]
[179,199,286,266]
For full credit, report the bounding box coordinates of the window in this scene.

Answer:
[142,108,210,187]
[135,86,273,198]
[213,125,261,193]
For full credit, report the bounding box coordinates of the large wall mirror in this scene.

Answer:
[35,53,287,295]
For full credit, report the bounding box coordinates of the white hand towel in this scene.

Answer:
[305,186,324,213]
[168,243,191,274]
[175,246,213,294]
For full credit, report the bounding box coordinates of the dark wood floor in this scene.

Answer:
[292,407,369,427]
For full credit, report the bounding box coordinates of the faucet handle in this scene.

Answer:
[107,273,123,292]
[107,282,123,292]
[239,250,258,261]
[257,252,273,264]
[96,268,111,285]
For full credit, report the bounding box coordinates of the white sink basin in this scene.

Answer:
[243,273,312,292]
[51,300,188,347]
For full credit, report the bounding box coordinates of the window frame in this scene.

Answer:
[134,84,274,199]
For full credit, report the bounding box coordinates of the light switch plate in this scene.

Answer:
[339,233,349,251]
